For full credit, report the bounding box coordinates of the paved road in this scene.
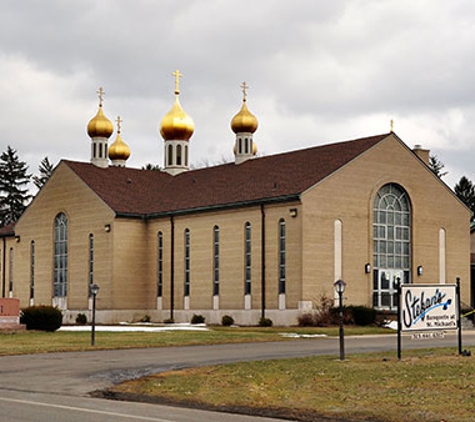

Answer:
[0,332,474,421]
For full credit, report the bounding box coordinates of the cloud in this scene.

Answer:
[0,0,475,189]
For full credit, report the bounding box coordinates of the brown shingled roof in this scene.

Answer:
[65,133,389,217]
[0,222,15,237]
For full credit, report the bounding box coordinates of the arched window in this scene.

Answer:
[30,241,35,301]
[244,222,251,295]
[88,234,94,296]
[279,219,286,295]
[168,144,173,166]
[53,213,68,298]
[8,247,13,297]
[157,232,163,297]
[184,229,190,297]
[213,226,220,296]
[177,144,182,166]
[373,184,411,309]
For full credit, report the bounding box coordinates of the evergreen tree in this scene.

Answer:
[429,154,448,179]
[142,163,161,171]
[0,145,32,226]
[33,156,55,189]
[454,176,475,220]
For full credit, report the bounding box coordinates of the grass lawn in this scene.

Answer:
[0,325,391,356]
[110,348,475,422]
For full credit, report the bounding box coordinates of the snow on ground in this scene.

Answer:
[59,323,209,332]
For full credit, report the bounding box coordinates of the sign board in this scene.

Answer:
[400,284,458,332]
[0,298,21,325]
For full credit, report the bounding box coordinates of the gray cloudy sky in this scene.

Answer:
[1,0,474,188]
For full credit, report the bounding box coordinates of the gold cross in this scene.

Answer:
[241,81,249,101]
[172,70,182,95]
[116,116,122,133]
[97,86,105,107]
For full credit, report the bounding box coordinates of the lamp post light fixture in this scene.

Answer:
[90,283,100,346]
[333,279,347,361]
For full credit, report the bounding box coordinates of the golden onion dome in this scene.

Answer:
[231,99,258,134]
[108,130,131,162]
[160,96,194,141]
[87,106,114,138]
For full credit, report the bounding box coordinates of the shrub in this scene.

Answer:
[297,312,317,327]
[140,315,151,323]
[75,313,87,325]
[259,317,273,327]
[222,315,234,326]
[163,318,174,324]
[191,314,205,324]
[346,305,377,326]
[20,306,63,332]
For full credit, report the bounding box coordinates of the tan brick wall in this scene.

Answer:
[301,134,471,307]
[144,202,302,315]
[11,163,115,309]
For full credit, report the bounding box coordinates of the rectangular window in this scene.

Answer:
[30,241,35,300]
[89,234,94,296]
[213,226,219,296]
[158,232,163,297]
[184,229,190,297]
[9,248,13,295]
[245,223,251,295]
[279,220,286,294]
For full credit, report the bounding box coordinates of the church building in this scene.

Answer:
[0,73,471,326]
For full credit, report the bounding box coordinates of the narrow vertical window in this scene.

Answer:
[88,234,94,296]
[158,232,163,297]
[8,247,13,297]
[168,144,173,166]
[30,241,35,300]
[279,219,286,294]
[184,229,190,297]
[244,222,251,295]
[185,145,189,166]
[54,213,68,297]
[213,225,220,296]
[176,144,182,165]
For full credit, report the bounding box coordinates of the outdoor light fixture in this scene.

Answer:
[104,224,111,232]
[417,265,423,276]
[333,279,347,361]
[365,263,371,274]
[14,236,20,243]
[289,208,298,218]
[90,283,100,346]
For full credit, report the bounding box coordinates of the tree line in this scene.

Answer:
[1,147,475,228]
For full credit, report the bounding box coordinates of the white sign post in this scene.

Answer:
[397,280,462,359]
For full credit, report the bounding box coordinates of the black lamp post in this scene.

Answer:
[334,279,347,361]
[90,283,100,346]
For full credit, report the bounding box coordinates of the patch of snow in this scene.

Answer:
[59,324,209,332]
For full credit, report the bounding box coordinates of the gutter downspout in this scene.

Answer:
[170,216,175,321]
[261,204,266,320]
